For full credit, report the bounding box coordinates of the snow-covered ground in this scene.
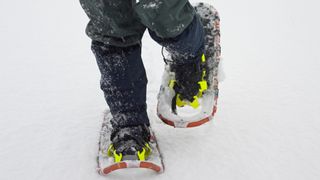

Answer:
[1,0,320,179]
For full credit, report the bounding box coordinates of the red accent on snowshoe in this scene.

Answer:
[100,161,163,175]
[101,162,127,175]
[159,115,175,127]
[212,105,217,115]
[158,104,217,128]
[186,117,210,128]
[140,162,162,172]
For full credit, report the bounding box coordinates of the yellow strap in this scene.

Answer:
[113,151,123,163]
[137,143,152,161]
[137,148,146,161]
[202,70,206,80]
[198,80,208,92]
[201,54,206,63]
[176,94,187,107]
[169,80,176,89]
[170,53,208,109]
[107,144,114,157]
[145,143,152,155]
[189,96,200,108]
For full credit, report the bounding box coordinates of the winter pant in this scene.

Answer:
[91,42,149,128]
[91,15,204,129]
[80,0,195,47]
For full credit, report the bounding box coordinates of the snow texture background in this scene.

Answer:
[1,0,320,179]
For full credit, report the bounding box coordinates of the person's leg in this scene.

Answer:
[134,0,204,60]
[80,0,146,47]
[81,0,150,129]
[82,0,152,159]
[148,15,205,65]
[91,41,149,130]
[91,41,152,157]
[134,0,205,102]
[134,0,195,39]
[149,15,205,102]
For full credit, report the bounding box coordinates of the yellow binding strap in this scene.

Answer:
[137,143,152,161]
[137,148,146,161]
[201,54,206,63]
[169,53,208,109]
[189,96,200,108]
[169,80,176,89]
[107,144,114,157]
[113,150,123,163]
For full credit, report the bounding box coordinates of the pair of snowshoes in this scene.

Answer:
[97,3,221,175]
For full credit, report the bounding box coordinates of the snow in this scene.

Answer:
[142,0,163,9]
[1,0,320,180]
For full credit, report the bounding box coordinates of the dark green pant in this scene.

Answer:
[80,0,195,47]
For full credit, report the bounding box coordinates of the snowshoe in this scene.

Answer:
[157,3,221,128]
[97,111,164,175]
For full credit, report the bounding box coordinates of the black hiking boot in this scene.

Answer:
[170,53,208,109]
[107,124,151,162]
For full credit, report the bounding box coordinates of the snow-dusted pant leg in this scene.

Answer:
[91,41,149,129]
[134,0,195,38]
[80,0,146,47]
[149,15,205,64]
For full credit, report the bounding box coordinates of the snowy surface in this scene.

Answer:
[1,0,320,179]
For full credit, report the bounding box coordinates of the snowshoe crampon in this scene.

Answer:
[157,3,221,128]
[97,112,164,175]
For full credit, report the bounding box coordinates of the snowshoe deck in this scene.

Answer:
[157,3,221,128]
[97,111,164,175]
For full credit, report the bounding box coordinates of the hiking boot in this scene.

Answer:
[107,124,151,162]
[170,53,208,109]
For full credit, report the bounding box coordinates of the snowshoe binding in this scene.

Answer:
[108,125,152,162]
